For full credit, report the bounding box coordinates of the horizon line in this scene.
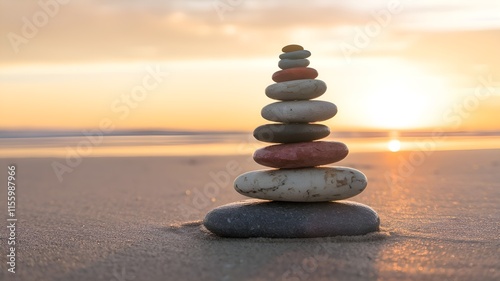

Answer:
[1,129,500,139]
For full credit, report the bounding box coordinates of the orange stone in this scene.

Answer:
[272,67,318,82]
[282,44,304,53]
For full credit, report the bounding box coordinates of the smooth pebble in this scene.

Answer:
[266,79,327,101]
[253,141,348,168]
[234,167,367,202]
[261,100,337,123]
[272,67,318,82]
[282,44,304,53]
[278,59,310,70]
[279,50,311,60]
[253,123,330,143]
[203,199,380,238]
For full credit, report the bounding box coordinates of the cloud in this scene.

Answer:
[0,0,499,73]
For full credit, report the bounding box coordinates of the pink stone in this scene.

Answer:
[272,67,318,82]
[253,141,349,169]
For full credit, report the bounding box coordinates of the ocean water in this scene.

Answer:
[1,133,500,158]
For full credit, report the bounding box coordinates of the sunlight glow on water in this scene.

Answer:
[388,139,402,152]
[1,134,500,158]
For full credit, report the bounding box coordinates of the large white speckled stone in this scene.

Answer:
[265,79,327,101]
[234,167,367,202]
[261,100,337,123]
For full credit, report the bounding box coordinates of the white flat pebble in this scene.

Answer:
[234,167,367,202]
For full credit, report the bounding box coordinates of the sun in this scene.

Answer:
[364,80,427,129]
[360,70,445,130]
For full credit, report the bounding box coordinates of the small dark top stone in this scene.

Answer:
[282,44,304,53]
[203,199,380,238]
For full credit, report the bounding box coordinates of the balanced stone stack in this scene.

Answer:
[203,44,380,238]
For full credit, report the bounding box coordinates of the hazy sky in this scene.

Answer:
[1,0,499,131]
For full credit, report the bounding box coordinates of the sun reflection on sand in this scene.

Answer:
[388,139,401,152]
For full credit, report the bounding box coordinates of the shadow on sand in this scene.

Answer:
[57,221,390,281]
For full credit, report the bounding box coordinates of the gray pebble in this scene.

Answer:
[203,199,380,238]
[266,79,327,101]
[261,100,337,123]
[253,124,330,143]
[279,50,311,60]
[278,58,310,69]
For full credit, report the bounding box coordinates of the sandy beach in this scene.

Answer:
[2,0,500,280]
[0,149,499,281]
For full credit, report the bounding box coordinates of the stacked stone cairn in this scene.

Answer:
[203,44,380,238]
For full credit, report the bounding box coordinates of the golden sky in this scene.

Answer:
[1,0,499,132]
